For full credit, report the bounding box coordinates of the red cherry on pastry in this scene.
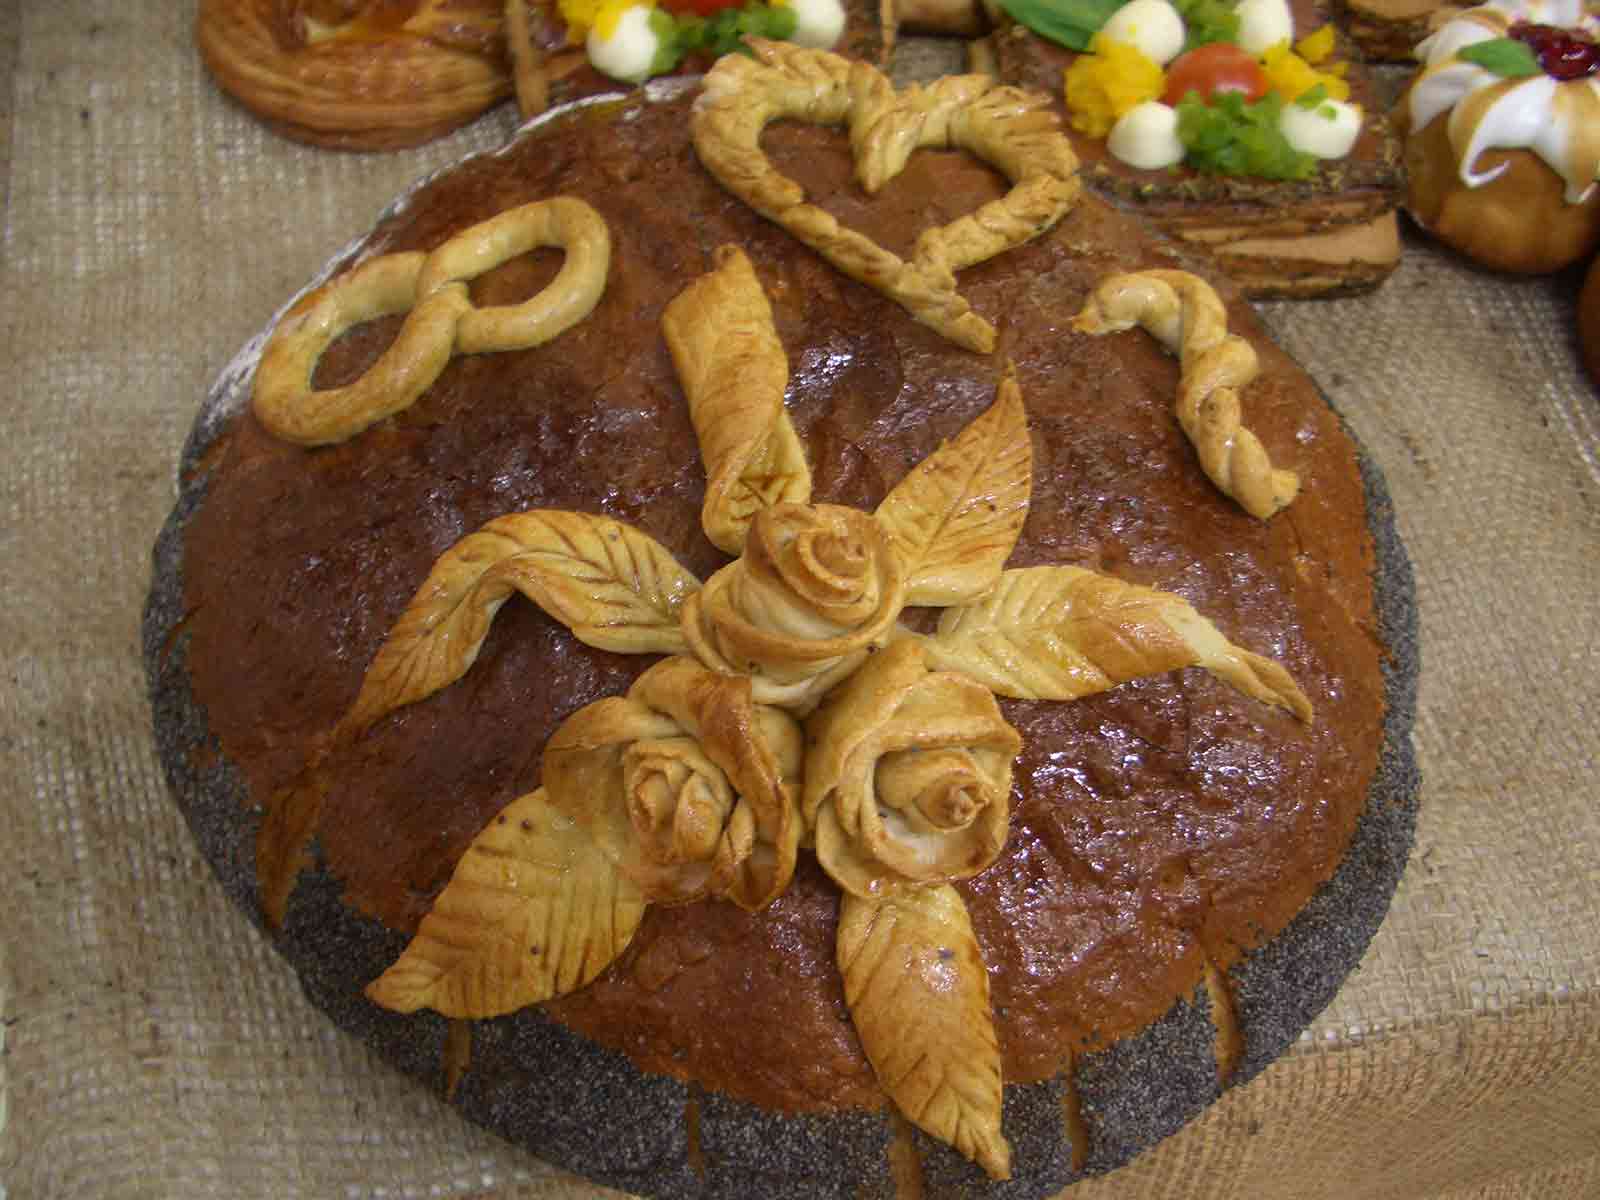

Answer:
[1510,22,1600,81]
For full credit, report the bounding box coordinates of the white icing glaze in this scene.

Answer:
[1408,0,1600,202]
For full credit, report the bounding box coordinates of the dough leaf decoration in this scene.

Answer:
[1071,268,1300,520]
[663,245,812,556]
[341,510,701,739]
[255,756,334,932]
[837,884,1010,1181]
[923,564,1313,720]
[875,362,1033,607]
[365,787,647,1018]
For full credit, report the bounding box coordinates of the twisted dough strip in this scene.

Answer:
[691,39,1079,354]
[253,196,610,446]
[662,246,812,556]
[1072,270,1299,519]
[196,0,515,150]
[415,195,611,354]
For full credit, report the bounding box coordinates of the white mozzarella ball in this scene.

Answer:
[587,5,661,84]
[1107,101,1186,170]
[1279,97,1363,159]
[1234,0,1294,54]
[786,0,847,47]
[1099,0,1186,65]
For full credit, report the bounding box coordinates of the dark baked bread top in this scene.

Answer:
[173,81,1385,1121]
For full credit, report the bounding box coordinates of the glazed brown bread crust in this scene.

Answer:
[145,81,1417,1195]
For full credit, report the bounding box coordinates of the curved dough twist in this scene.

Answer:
[1072,270,1300,519]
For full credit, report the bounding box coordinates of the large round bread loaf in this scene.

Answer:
[143,70,1419,1199]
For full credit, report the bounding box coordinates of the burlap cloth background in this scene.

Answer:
[3,2,1599,1197]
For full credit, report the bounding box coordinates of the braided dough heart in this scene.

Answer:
[690,39,1081,354]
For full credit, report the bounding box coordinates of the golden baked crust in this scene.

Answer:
[195,0,516,149]
[146,66,1415,1196]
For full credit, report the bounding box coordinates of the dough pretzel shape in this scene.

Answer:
[691,39,1081,354]
[253,197,611,446]
[1071,269,1300,520]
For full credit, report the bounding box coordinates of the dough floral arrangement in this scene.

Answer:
[250,43,1311,1180]
[998,0,1364,176]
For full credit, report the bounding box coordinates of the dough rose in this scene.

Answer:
[804,639,1022,898]
[542,656,803,910]
[681,503,908,712]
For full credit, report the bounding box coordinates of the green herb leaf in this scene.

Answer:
[1176,91,1318,181]
[665,3,798,63]
[1172,0,1240,51]
[1456,37,1542,77]
[998,0,1127,51]
[650,8,687,75]
[1294,82,1329,109]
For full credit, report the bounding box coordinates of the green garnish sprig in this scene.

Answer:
[1172,0,1241,51]
[650,2,800,75]
[996,0,1126,51]
[1175,91,1318,180]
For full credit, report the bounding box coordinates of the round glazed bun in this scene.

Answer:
[1400,113,1600,275]
[1396,0,1600,274]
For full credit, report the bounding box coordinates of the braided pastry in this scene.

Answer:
[195,0,521,150]
[1071,269,1299,519]
[691,39,1079,354]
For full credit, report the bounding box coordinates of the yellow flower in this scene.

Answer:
[1064,33,1165,139]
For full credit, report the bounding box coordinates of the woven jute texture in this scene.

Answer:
[4,3,1600,1198]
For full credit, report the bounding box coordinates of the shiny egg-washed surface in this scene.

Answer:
[144,81,1418,1196]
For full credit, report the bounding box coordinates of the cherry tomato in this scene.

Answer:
[1160,43,1270,107]
[658,0,746,15]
